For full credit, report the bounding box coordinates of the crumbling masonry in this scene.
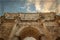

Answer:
[0,12,60,40]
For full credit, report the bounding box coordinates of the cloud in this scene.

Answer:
[42,1,53,12]
[26,0,33,12]
[34,0,41,12]
[26,0,41,12]
[41,0,56,12]
[26,0,56,12]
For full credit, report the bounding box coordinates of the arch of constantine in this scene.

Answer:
[0,12,60,40]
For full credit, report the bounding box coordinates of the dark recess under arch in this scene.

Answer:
[0,38,4,40]
[56,37,60,40]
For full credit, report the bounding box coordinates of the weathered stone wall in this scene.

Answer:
[0,18,16,40]
[0,12,60,40]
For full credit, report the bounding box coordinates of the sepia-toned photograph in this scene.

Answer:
[0,0,60,40]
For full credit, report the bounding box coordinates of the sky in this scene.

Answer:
[0,0,60,16]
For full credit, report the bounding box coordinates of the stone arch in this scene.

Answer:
[16,26,43,36]
[15,26,45,40]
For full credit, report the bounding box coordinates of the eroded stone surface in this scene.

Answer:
[0,12,60,40]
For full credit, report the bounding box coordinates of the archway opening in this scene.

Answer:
[23,37,36,40]
[17,27,42,40]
